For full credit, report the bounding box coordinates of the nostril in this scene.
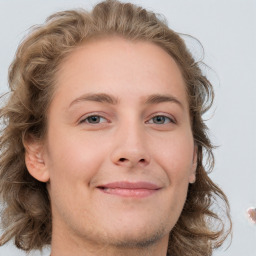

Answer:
[116,157,148,166]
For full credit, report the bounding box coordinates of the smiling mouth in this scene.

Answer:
[97,181,161,198]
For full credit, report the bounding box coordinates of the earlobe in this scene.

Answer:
[189,145,198,184]
[24,136,50,183]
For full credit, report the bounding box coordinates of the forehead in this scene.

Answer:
[54,36,188,108]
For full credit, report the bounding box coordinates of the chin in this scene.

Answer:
[108,226,168,249]
[102,216,171,249]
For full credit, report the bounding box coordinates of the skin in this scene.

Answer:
[25,37,197,256]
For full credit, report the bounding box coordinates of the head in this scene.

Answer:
[0,1,231,255]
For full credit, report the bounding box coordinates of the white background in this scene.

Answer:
[0,0,255,255]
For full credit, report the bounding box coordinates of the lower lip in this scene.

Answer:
[98,188,158,198]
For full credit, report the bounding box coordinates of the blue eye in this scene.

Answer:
[148,115,174,124]
[81,115,107,124]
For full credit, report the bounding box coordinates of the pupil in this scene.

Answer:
[89,116,99,123]
[154,116,164,124]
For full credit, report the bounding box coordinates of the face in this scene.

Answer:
[28,37,197,251]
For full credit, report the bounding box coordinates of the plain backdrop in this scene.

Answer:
[0,0,255,255]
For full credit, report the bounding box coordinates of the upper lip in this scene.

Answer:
[97,181,161,190]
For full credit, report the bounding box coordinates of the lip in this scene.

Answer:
[97,181,161,198]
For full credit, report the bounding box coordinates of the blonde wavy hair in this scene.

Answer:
[0,0,231,255]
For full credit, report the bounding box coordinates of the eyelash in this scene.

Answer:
[146,115,175,125]
[79,114,108,124]
[79,113,175,125]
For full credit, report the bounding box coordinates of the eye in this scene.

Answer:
[147,115,175,125]
[80,115,108,124]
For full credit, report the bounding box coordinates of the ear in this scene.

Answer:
[24,135,50,182]
[189,144,198,184]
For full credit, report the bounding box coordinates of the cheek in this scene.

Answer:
[45,129,111,190]
[153,132,194,183]
[45,131,110,212]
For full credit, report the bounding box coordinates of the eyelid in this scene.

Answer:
[146,112,176,124]
[78,112,110,124]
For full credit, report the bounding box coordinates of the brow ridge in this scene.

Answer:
[69,93,119,107]
[69,92,183,109]
[145,94,183,108]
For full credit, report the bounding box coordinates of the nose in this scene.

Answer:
[110,123,150,168]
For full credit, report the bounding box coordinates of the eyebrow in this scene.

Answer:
[69,93,119,108]
[69,92,183,109]
[145,94,183,108]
